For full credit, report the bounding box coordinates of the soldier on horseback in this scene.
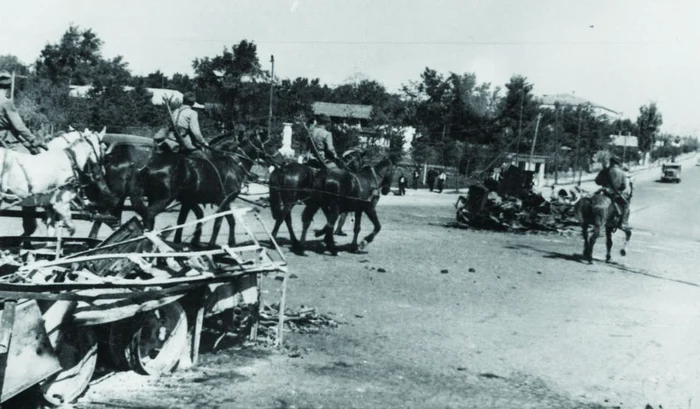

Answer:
[306,114,339,169]
[594,155,631,229]
[154,91,209,158]
[0,71,47,154]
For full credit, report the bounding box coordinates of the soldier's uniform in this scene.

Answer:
[154,92,208,156]
[307,116,338,168]
[594,157,631,229]
[0,72,46,153]
[308,126,337,165]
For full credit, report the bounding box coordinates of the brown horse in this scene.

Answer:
[141,133,282,247]
[575,192,632,264]
[298,156,394,255]
[268,150,365,251]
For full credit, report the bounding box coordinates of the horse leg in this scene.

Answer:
[350,210,363,253]
[190,204,205,247]
[144,198,172,231]
[359,207,381,251]
[21,207,37,238]
[323,206,340,256]
[587,225,601,264]
[209,192,239,248]
[620,227,632,257]
[299,202,321,255]
[174,203,189,244]
[335,212,348,236]
[605,227,613,263]
[581,224,589,259]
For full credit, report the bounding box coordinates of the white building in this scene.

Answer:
[69,85,183,105]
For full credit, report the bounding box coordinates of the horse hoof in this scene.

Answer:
[335,231,347,237]
[620,249,627,257]
[359,240,368,250]
[314,229,324,238]
[605,257,611,263]
[350,245,359,253]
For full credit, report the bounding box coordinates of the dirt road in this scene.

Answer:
[8,157,699,408]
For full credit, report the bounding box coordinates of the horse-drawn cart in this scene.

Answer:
[0,208,288,407]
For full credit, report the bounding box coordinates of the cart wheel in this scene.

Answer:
[39,326,98,407]
[126,302,188,376]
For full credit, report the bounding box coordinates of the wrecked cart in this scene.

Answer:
[0,208,288,407]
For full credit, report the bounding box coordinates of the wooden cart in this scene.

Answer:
[0,208,288,407]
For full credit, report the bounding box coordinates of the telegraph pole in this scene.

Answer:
[267,55,275,141]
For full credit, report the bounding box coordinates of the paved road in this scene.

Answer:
[7,155,700,408]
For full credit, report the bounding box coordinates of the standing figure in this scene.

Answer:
[412,167,420,189]
[398,173,407,196]
[437,169,447,193]
[0,71,47,153]
[426,168,438,192]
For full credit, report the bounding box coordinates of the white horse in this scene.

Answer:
[0,128,106,235]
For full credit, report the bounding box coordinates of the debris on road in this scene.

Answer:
[258,303,340,340]
[452,166,586,234]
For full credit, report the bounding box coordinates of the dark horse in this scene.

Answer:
[575,192,632,264]
[141,133,282,247]
[268,149,365,250]
[298,156,394,255]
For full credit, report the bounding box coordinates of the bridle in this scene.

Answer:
[63,131,106,187]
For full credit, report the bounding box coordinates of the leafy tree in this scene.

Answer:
[36,25,104,85]
[0,55,30,76]
[636,102,663,153]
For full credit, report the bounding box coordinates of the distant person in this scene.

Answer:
[426,168,438,192]
[0,71,47,154]
[398,173,407,196]
[412,168,420,189]
[155,91,209,158]
[307,114,339,169]
[437,169,447,193]
[594,156,631,230]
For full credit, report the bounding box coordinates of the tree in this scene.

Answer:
[497,75,538,153]
[0,55,30,76]
[636,102,663,153]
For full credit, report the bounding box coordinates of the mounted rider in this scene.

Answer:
[594,155,631,229]
[0,71,47,154]
[306,114,340,169]
[154,91,209,158]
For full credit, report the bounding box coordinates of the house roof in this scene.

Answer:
[69,85,183,105]
[539,93,619,115]
[312,102,373,120]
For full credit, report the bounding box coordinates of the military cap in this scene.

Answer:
[0,71,11,87]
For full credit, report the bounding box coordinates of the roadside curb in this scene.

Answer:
[546,152,697,190]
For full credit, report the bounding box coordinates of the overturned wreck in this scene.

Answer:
[454,166,584,234]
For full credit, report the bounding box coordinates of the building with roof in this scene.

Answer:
[311,102,373,128]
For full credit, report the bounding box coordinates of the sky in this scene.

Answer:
[1,0,699,135]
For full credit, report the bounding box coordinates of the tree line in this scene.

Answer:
[1,25,695,176]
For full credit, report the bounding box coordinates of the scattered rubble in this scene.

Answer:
[453,168,586,235]
[255,303,340,346]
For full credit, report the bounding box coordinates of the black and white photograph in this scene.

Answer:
[0,1,697,408]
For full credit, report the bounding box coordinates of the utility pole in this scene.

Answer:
[516,88,524,154]
[529,113,542,166]
[267,55,275,141]
[574,107,583,185]
[554,105,560,184]
[10,71,15,101]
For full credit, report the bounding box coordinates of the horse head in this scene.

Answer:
[374,156,395,196]
[239,131,285,168]
[342,149,365,173]
[65,128,107,168]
